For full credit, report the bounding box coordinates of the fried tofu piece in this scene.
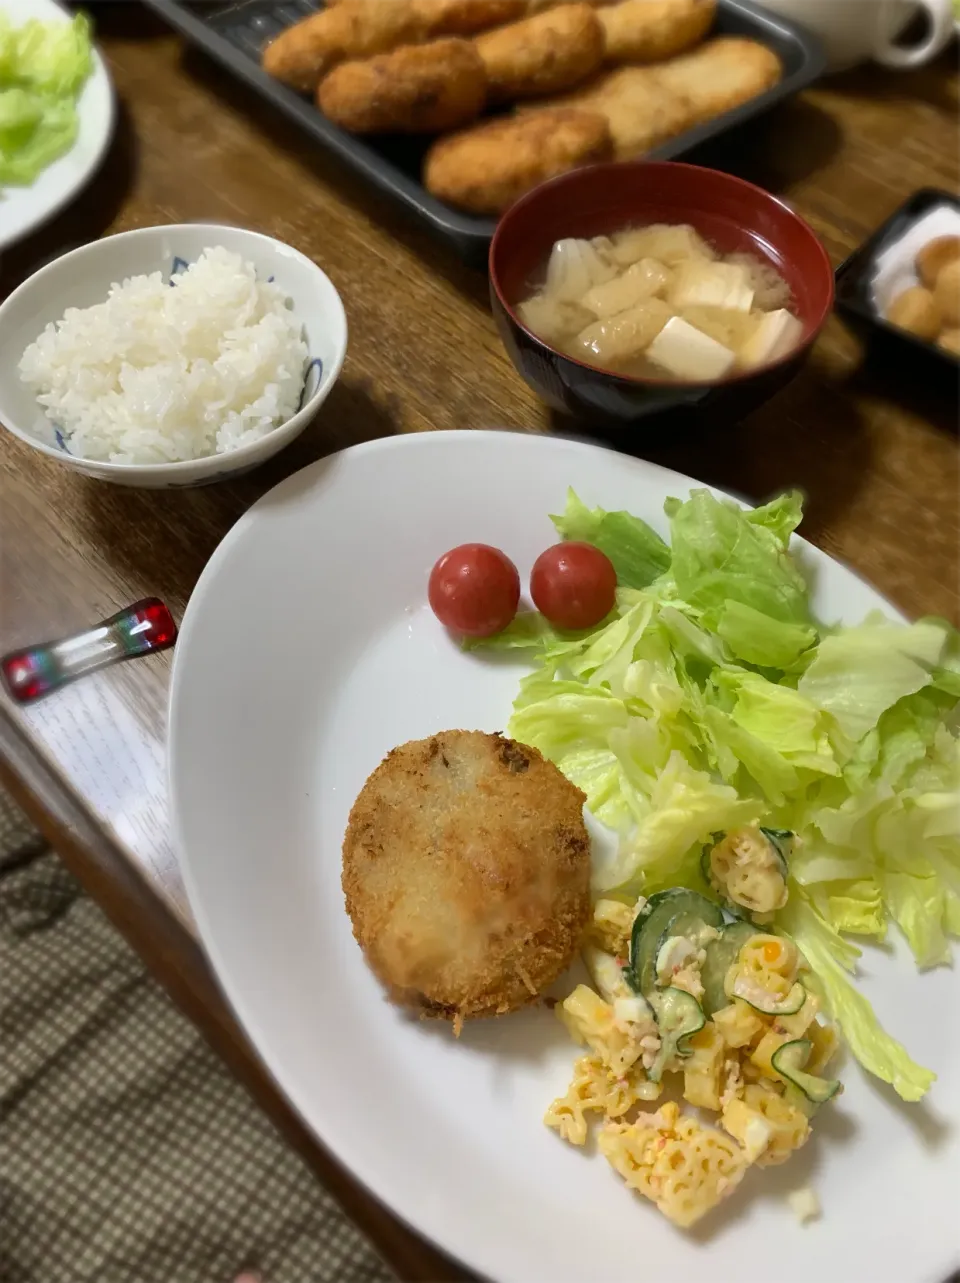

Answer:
[475,4,604,102]
[342,731,592,1025]
[424,107,611,213]
[318,38,486,133]
[597,0,715,63]
[262,0,524,94]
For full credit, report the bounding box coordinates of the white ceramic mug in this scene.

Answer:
[756,0,955,72]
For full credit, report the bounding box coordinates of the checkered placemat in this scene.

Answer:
[0,787,395,1283]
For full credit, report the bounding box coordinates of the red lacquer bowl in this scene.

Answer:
[489,161,834,431]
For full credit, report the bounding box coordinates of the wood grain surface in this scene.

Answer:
[0,4,957,1279]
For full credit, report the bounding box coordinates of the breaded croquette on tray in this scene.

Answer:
[318,39,487,133]
[342,731,591,1028]
[654,35,781,125]
[475,4,604,103]
[597,0,715,64]
[522,37,781,160]
[263,0,525,94]
[424,107,612,214]
[525,63,690,156]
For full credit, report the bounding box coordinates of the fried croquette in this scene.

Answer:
[525,63,690,155]
[318,39,487,133]
[654,35,781,124]
[522,37,781,158]
[475,4,604,103]
[424,107,611,213]
[597,0,715,63]
[342,730,592,1027]
[263,0,524,94]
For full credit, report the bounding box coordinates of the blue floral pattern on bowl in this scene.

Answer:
[298,358,324,410]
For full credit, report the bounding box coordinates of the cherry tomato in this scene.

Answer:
[429,543,520,638]
[530,542,617,630]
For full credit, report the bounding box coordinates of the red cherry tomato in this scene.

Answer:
[429,543,520,638]
[530,542,617,630]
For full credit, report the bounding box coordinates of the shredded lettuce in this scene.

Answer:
[663,488,811,626]
[797,616,949,742]
[482,487,959,1100]
[0,12,92,187]
[781,897,936,1102]
[550,488,671,589]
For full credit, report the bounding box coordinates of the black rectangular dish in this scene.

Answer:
[142,0,825,266]
[835,187,960,384]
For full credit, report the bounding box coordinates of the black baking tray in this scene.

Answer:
[835,187,960,383]
[142,0,825,265]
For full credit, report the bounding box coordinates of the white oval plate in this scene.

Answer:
[169,431,959,1283]
[0,0,114,252]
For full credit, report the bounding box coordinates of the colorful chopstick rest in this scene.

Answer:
[1,599,177,704]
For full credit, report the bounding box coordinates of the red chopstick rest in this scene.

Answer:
[1,599,177,705]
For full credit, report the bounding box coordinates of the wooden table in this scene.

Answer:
[1,5,957,1278]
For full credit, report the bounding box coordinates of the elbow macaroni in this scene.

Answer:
[545,1055,660,1145]
[547,912,841,1230]
[558,984,646,1075]
[599,1102,750,1228]
[585,898,635,956]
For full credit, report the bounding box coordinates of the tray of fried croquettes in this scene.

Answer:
[142,0,824,265]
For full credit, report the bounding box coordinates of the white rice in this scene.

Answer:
[18,246,309,465]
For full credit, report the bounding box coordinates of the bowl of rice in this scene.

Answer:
[0,223,348,487]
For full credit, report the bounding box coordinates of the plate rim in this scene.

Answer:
[168,430,919,1283]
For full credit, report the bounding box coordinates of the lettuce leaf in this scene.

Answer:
[745,489,806,544]
[798,617,949,742]
[594,750,758,894]
[477,486,959,1100]
[0,12,92,187]
[821,879,887,938]
[783,897,936,1101]
[664,488,811,625]
[0,86,41,149]
[0,92,76,184]
[8,12,92,95]
[550,489,671,589]
[715,599,817,669]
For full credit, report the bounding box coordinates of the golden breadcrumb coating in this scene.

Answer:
[318,39,487,133]
[342,730,591,1025]
[475,4,604,102]
[424,107,611,213]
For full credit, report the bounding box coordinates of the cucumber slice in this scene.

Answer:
[701,921,760,1017]
[648,987,705,1083]
[771,1038,841,1104]
[700,843,714,889]
[758,827,794,877]
[731,976,807,1015]
[627,889,724,997]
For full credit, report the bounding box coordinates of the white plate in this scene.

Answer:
[169,431,959,1283]
[0,0,114,252]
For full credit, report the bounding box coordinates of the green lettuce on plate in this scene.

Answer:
[0,12,92,186]
[481,487,959,1101]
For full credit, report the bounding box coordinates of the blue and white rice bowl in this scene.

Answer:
[0,224,347,488]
